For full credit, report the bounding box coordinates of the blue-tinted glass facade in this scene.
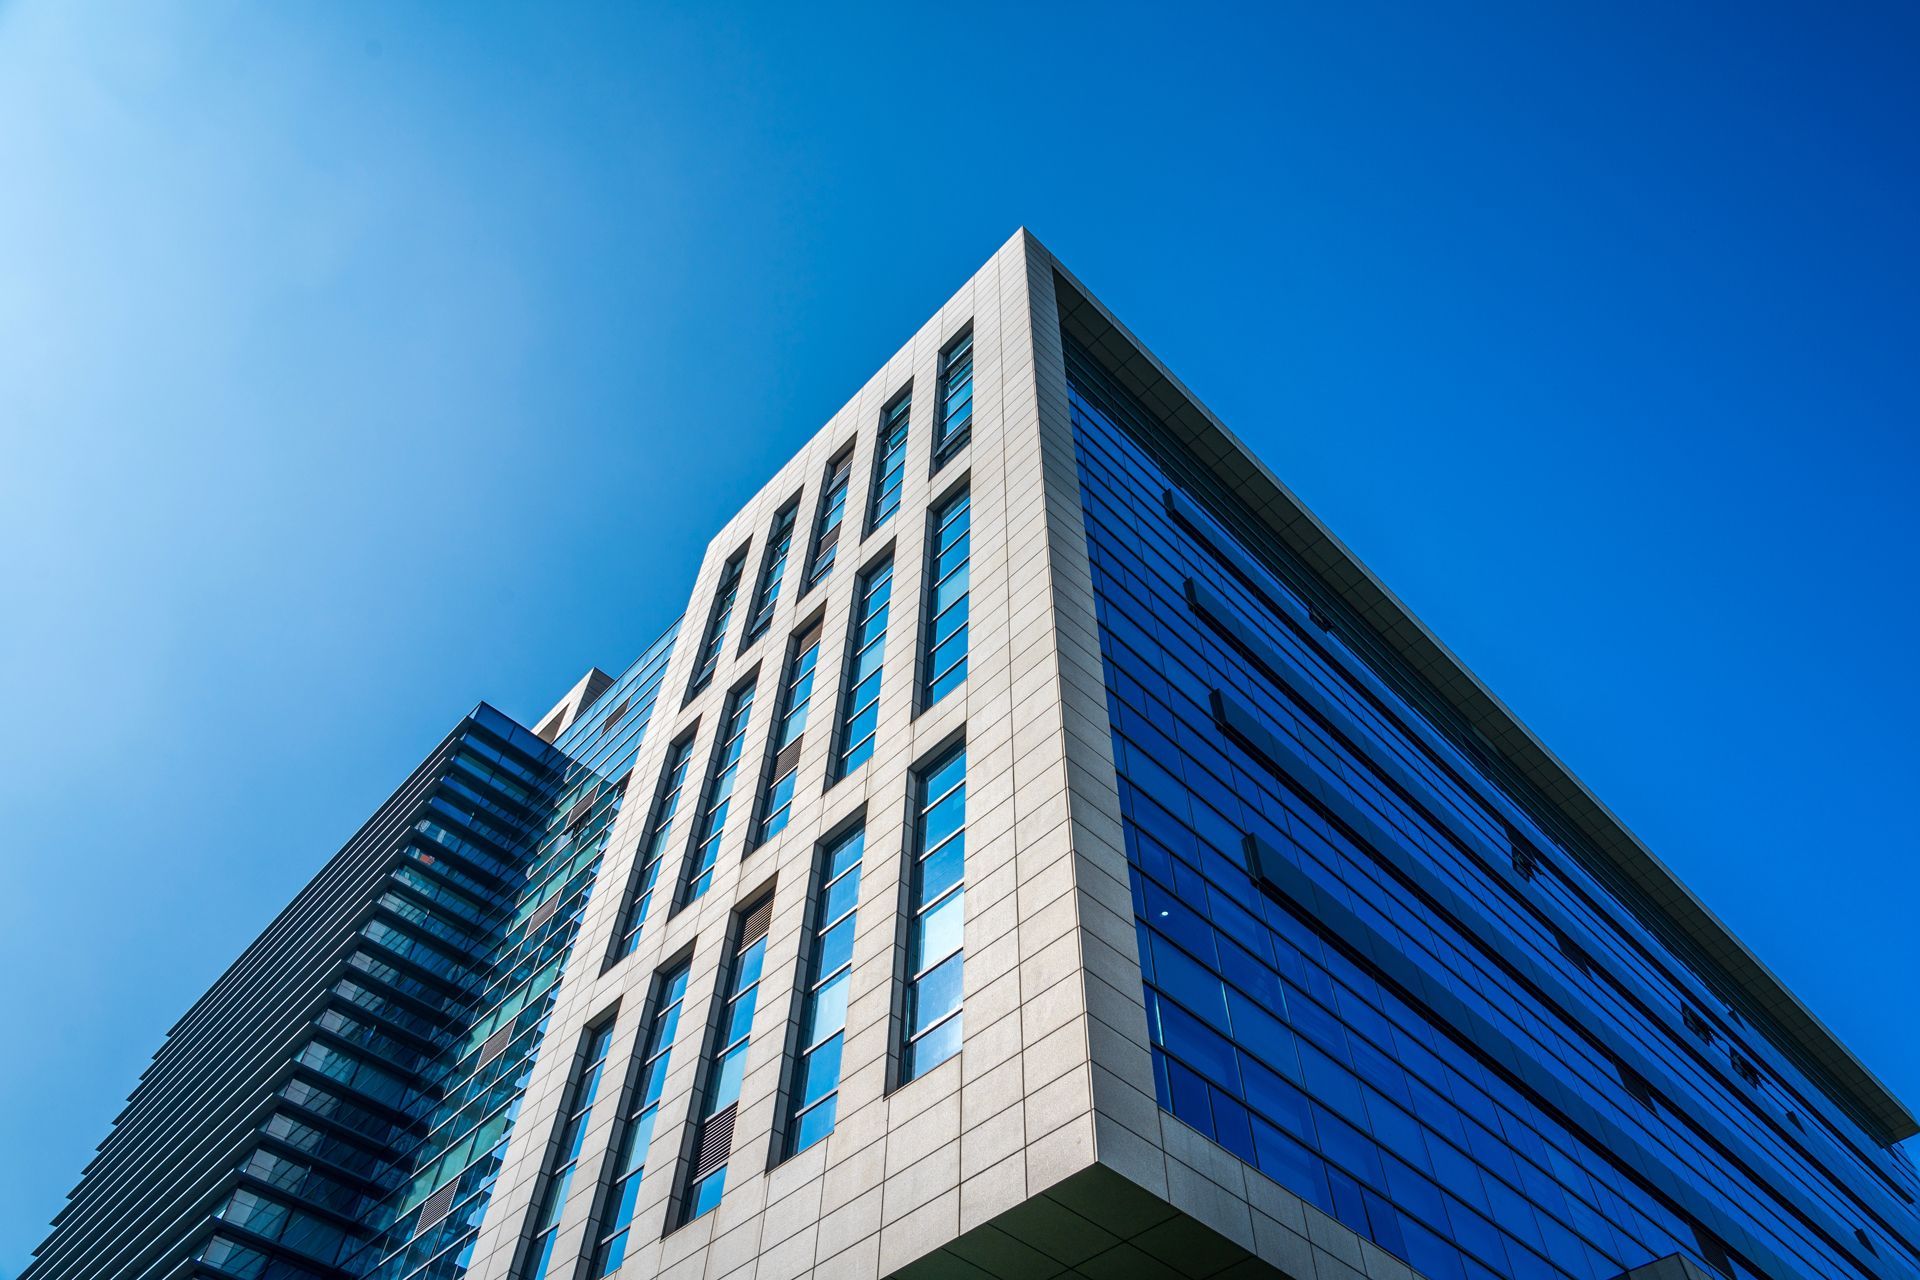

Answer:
[784,823,865,1155]
[1067,347,1920,1280]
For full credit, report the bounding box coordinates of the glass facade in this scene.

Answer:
[1066,343,1920,1280]
[747,500,798,640]
[935,328,974,459]
[901,744,966,1081]
[680,678,756,905]
[757,619,823,844]
[517,1024,615,1280]
[921,487,970,708]
[611,734,696,959]
[867,392,911,532]
[785,824,865,1155]
[831,558,894,779]
[585,959,689,1277]
[679,895,774,1224]
[688,548,747,695]
[803,448,853,590]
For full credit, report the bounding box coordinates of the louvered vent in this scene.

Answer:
[693,1104,736,1177]
[740,897,774,946]
[477,1026,513,1067]
[565,784,603,832]
[527,894,560,932]
[771,736,804,780]
[417,1181,457,1227]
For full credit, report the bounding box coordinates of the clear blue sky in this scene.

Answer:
[3,1,1916,1271]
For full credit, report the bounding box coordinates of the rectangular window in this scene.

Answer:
[518,1022,615,1280]
[832,558,895,780]
[688,548,748,695]
[612,736,696,959]
[921,488,970,707]
[679,894,774,1224]
[804,449,854,589]
[901,745,965,1081]
[745,500,799,639]
[756,620,823,844]
[866,392,911,532]
[681,680,757,905]
[587,961,689,1276]
[785,825,864,1156]
[934,327,973,459]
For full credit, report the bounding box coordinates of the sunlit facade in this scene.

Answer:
[26,232,1916,1280]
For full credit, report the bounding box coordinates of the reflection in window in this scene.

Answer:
[682,680,756,904]
[934,327,973,459]
[758,621,823,843]
[688,549,748,694]
[922,488,970,707]
[519,1023,615,1280]
[786,825,864,1155]
[588,962,689,1276]
[832,559,894,780]
[613,736,695,958]
[679,895,774,1223]
[804,449,854,588]
[867,392,911,532]
[902,745,965,1080]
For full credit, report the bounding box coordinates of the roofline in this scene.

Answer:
[1023,229,1916,1146]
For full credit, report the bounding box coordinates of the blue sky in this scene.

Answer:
[2,1,1916,1270]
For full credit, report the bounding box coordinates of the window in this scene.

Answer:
[934,327,973,459]
[688,548,748,695]
[518,1023,615,1280]
[587,962,689,1277]
[679,894,773,1224]
[921,487,970,707]
[785,825,864,1155]
[746,500,799,639]
[611,736,696,959]
[832,558,894,780]
[867,392,911,532]
[901,745,965,1081]
[756,621,823,844]
[804,449,854,589]
[681,680,757,906]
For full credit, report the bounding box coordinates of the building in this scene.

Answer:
[25,230,1918,1280]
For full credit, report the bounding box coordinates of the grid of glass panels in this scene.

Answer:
[1068,368,1920,1280]
[832,559,894,779]
[688,549,748,694]
[747,501,799,639]
[680,896,772,1223]
[922,488,970,707]
[935,327,974,458]
[901,745,965,1081]
[757,621,823,843]
[682,680,757,905]
[805,450,854,589]
[518,1024,614,1280]
[785,825,864,1154]
[586,960,689,1277]
[867,393,911,532]
[612,735,696,959]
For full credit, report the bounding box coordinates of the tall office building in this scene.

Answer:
[27,231,1917,1280]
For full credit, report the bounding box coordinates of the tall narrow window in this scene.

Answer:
[832,558,895,780]
[746,500,799,639]
[612,736,696,958]
[785,825,864,1155]
[756,620,823,844]
[587,961,690,1277]
[688,549,748,695]
[519,1023,615,1280]
[901,745,966,1081]
[867,392,911,532]
[681,680,757,906]
[934,327,973,459]
[680,894,774,1224]
[804,449,854,589]
[921,488,970,707]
